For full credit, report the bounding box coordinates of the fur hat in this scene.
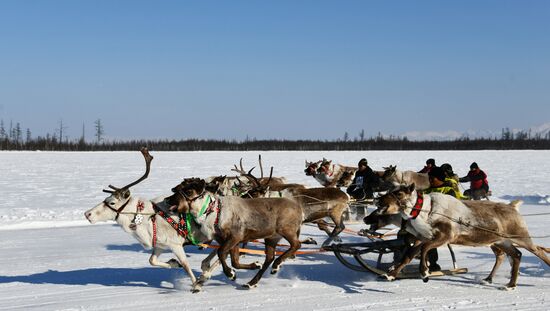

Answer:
[428,166,446,181]
[440,163,454,175]
[358,158,368,167]
[426,158,435,166]
[470,162,479,170]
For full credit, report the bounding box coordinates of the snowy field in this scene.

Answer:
[1,150,550,310]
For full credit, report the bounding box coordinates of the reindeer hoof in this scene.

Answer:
[382,274,395,281]
[271,266,280,274]
[191,287,202,293]
[224,269,236,281]
[422,277,429,283]
[243,283,257,289]
[302,237,317,245]
[167,259,182,268]
[253,262,262,269]
[480,278,492,285]
[501,285,516,291]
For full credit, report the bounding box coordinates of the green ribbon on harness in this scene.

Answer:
[185,212,199,245]
[197,195,211,218]
[185,195,211,245]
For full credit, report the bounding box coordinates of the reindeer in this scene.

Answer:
[312,158,358,187]
[206,156,286,196]
[374,184,550,289]
[84,148,222,291]
[237,170,349,248]
[304,158,357,187]
[164,178,303,290]
[381,165,430,190]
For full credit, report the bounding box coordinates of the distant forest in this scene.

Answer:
[1,119,550,151]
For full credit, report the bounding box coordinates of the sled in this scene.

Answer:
[324,233,468,278]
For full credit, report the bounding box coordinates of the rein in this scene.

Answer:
[105,198,132,221]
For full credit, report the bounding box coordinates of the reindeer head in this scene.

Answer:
[381,165,397,179]
[85,148,153,223]
[164,178,207,213]
[374,183,416,215]
[304,160,321,176]
[205,175,226,195]
[317,158,332,174]
[229,156,274,198]
[238,166,274,198]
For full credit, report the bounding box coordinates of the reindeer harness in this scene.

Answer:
[104,198,132,221]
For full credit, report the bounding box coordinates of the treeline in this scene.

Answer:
[1,120,550,151]
[2,136,550,151]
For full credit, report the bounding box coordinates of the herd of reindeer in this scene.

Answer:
[85,148,550,292]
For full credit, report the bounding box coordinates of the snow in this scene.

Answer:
[1,150,550,310]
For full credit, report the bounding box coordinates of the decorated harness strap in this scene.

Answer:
[409,192,424,219]
[204,197,223,234]
[152,203,191,241]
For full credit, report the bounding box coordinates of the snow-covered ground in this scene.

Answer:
[1,150,549,310]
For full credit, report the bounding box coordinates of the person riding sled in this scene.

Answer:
[459,162,489,200]
[418,158,436,174]
[419,166,464,272]
[346,158,381,201]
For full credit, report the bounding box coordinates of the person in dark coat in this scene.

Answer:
[346,158,381,200]
[459,162,489,200]
[418,158,436,174]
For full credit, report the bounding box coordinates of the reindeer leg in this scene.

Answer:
[230,245,261,270]
[272,232,301,274]
[192,249,220,293]
[245,238,278,289]
[384,241,422,281]
[482,244,506,285]
[217,239,240,281]
[513,238,550,267]
[171,245,197,285]
[148,248,173,268]
[321,204,347,248]
[495,242,522,290]
[314,219,333,236]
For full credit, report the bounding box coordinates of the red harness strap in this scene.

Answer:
[409,192,424,219]
[152,216,157,248]
[152,203,190,238]
[205,198,222,234]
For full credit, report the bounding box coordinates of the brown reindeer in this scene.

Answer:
[238,170,349,248]
[381,165,430,190]
[374,184,550,289]
[164,178,303,289]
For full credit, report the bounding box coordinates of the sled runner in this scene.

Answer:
[324,232,468,278]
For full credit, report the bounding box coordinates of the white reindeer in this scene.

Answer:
[374,184,550,289]
[84,148,219,291]
[306,158,357,187]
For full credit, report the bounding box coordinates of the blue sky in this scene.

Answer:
[1,1,549,140]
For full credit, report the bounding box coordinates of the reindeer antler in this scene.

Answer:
[231,158,254,175]
[258,155,264,179]
[103,147,153,193]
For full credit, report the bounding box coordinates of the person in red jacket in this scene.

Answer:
[418,158,436,174]
[459,162,489,200]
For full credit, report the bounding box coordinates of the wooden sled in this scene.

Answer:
[324,236,468,279]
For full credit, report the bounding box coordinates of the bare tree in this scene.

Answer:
[26,128,31,143]
[94,119,104,143]
[0,120,5,139]
[57,119,68,143]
